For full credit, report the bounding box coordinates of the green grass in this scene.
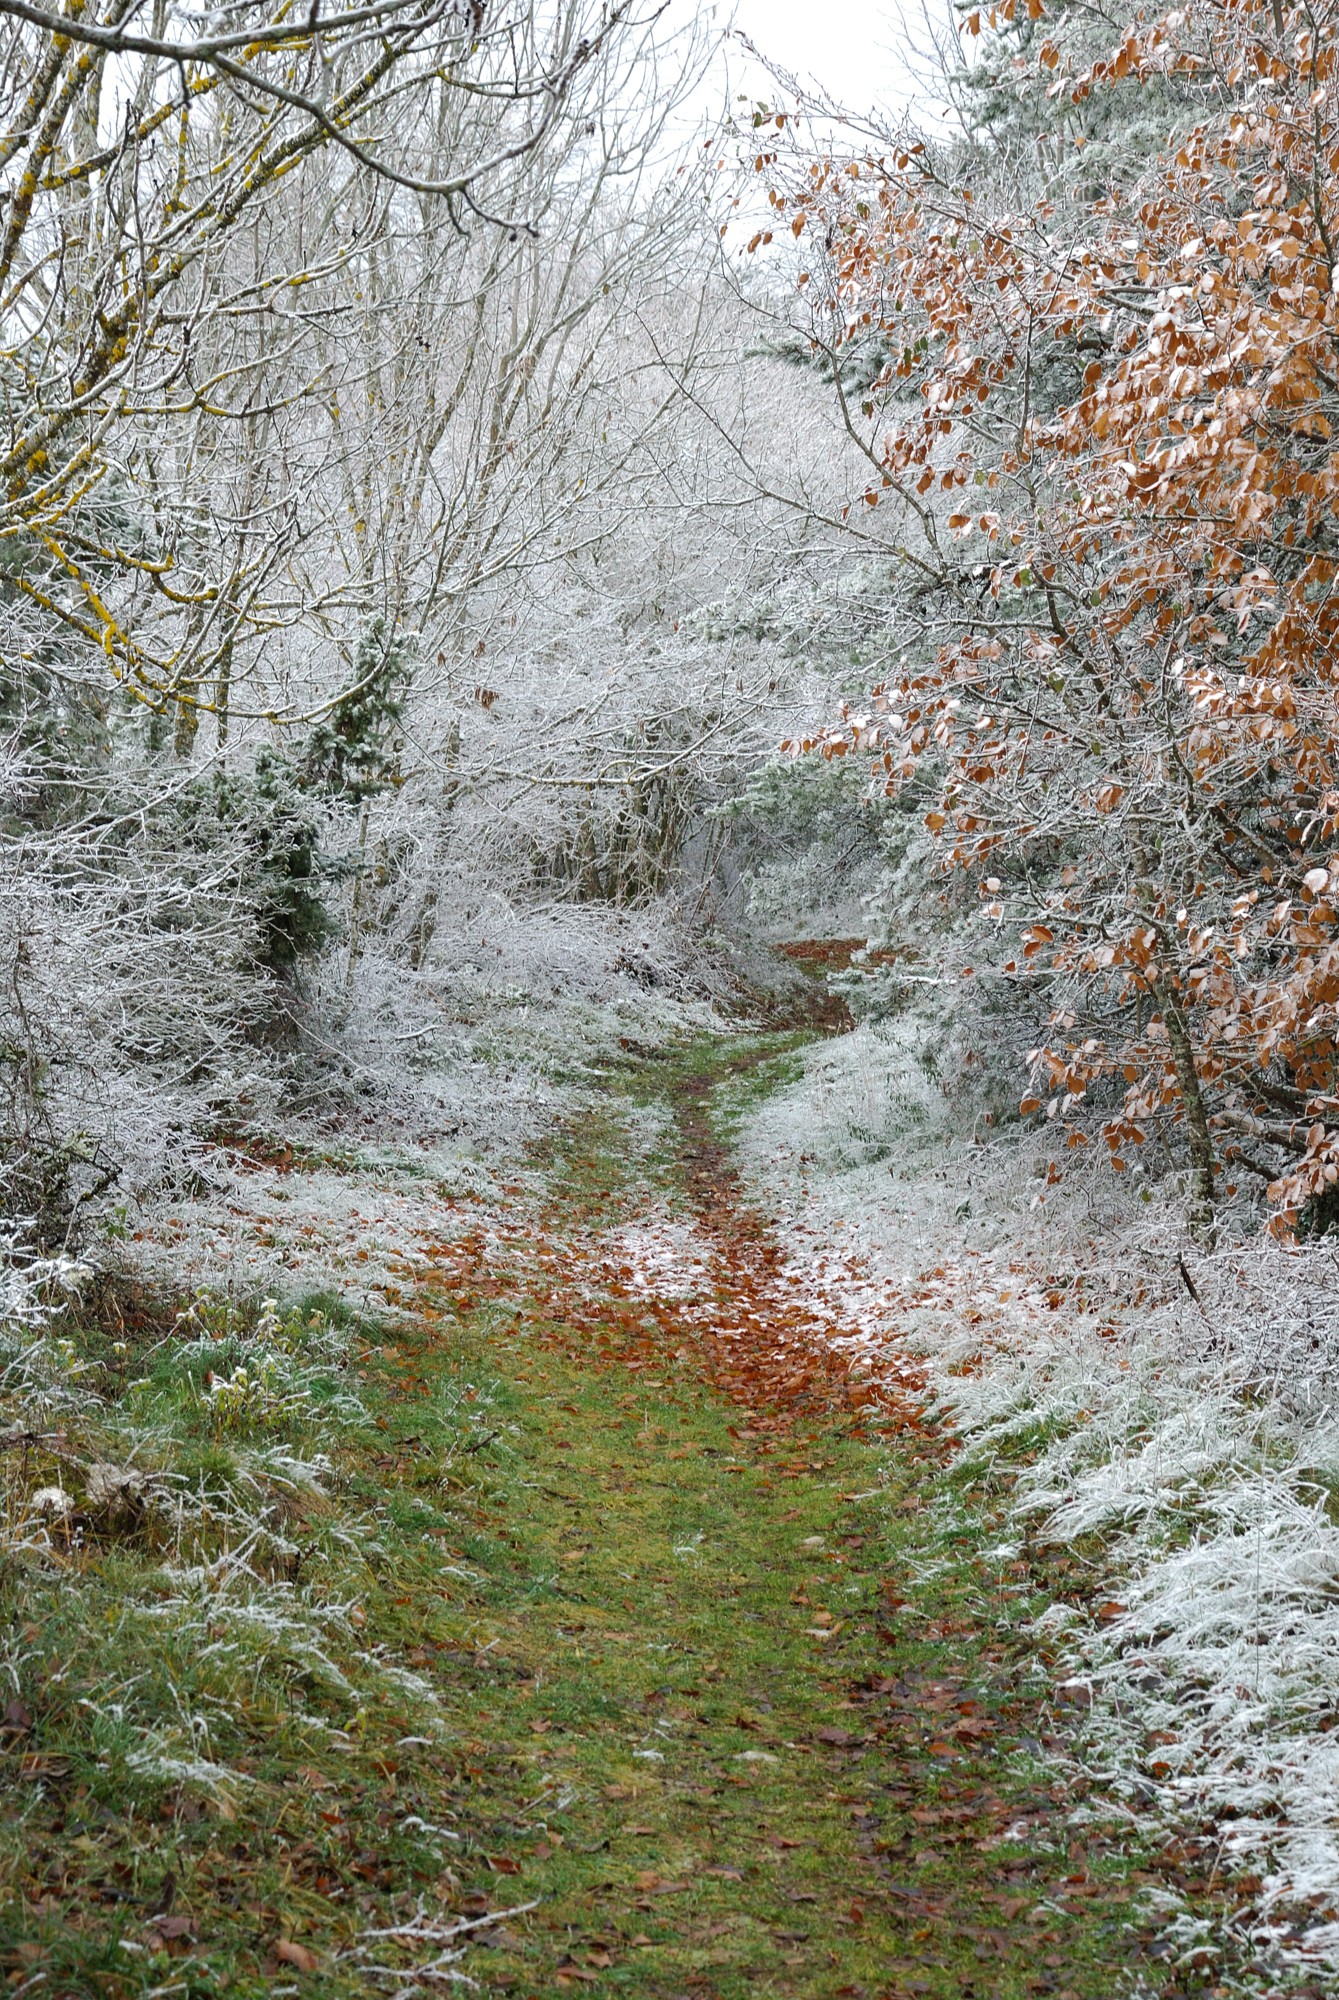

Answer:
[0,1033,1264,1997]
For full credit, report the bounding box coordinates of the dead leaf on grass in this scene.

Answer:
[17,1752,70,1781]
[274,1939,320,1972]
[154,1917,196,1942]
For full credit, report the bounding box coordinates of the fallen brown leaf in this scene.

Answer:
[275,1939,320,1972]
[17,1752,70,1781]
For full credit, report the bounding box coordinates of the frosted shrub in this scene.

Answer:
[202,1358,290,1435]
[0,1224,93,1415]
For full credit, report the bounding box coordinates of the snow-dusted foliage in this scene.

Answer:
[0,802,273,1240]
[0,0,882,1261]
[739,1016,1339,1967]
[2,0,831,1256]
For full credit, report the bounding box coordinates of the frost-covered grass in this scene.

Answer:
[118,904,730,1317]
[0,1279,453,1771]
[736,1011,1339,1976]
[0,1250,517,1991]
[0,996,1283,1991]
[0,933,728,1949]
[128,1152,479,1316]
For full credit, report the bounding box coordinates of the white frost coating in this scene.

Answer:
[735,1015,1339,1966]
[130,1156,471,1314]
[0,1231,86,1329]
[602,1214,714,1302]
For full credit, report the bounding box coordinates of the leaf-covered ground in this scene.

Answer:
[0,1034,1272,1996]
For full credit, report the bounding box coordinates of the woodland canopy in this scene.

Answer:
[4,0,1339,1255]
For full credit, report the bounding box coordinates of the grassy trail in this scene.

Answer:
[0,1033,1238,1997]
[365,1034,1204,1999]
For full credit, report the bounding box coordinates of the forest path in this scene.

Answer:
[380,1032,1208,1999]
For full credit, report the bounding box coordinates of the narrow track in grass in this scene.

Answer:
[382,1035,1240,1999]
[0,1032,1258,1997]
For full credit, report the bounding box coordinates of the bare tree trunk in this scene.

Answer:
[345,801,372,995]
[1153,972,1216,1244]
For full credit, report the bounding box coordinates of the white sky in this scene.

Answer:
[722,0,950,123]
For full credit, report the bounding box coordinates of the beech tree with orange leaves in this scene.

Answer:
[767,0,1339,1237]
